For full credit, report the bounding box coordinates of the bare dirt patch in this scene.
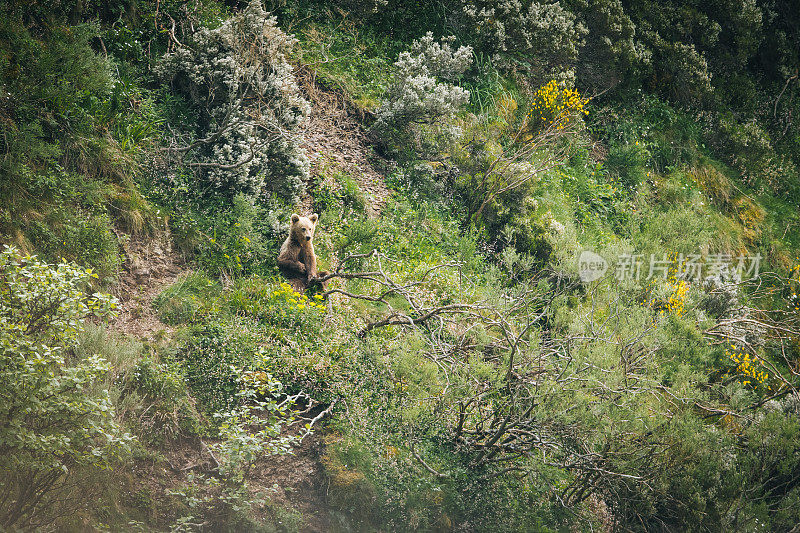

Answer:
[297,67,392,218]
[110,232,185,341]
[249,423,333,533]
[124,419,333,531]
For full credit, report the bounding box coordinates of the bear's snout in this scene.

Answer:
[305,236,311,241]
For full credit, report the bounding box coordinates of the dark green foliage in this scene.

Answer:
[604,141,648,189]
[174,324,260,413]
[591,96,703,174]
[0,13,166,280]
[567,0,646,92]
[294,20,398,111]
[194,195,283,278]
[145,174,289,278]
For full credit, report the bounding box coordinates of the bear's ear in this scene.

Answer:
[291,213,300,223]
[309,213,318,224]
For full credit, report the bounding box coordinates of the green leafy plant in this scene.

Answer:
[0,246,129,529]
[168,384,303,531]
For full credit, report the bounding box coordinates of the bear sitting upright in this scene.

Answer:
[277,213,328,293]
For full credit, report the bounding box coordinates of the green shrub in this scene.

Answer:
[0,246,129,530]
[322,436,380,529]
[570,0,648,92]
[174,323,260,413]
[30,209,122,281]
[224,278,326,328]
[0,15,165,280]
[168,385,301,531]
[312,166,368,215]
[131,356,205,440]
[149,188,287,279]
[604,141,649,190]
[590,97,702,174]
[371,33,472,159]
[295,20,395,111]
[154,271,221,325]
[455,0,587,82]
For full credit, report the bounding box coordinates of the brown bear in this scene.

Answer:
[277,213,327,293]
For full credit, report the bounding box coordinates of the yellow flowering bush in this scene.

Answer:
[644,253,691,318]
[665,279,689,317]
[226,280,327,329]
[525,80,588,134]
[725,344,772,390]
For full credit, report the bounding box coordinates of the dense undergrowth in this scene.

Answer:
[2,0,800,531]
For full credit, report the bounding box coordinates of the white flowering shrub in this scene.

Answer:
[157,0,309,200]
[458,0,586,81]
[372,33,472,158]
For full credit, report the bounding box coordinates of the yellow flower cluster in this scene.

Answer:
[526,80,588,131]
[665,279,688,317]
[726,345,771,389]
[649,253,689,317]
[271,282,326,312]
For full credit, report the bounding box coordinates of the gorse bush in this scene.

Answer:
[157,0,309,200]
[0,246,128,530]
[372,33,472,158]
[226,280,327,327]
[526,79,588,132]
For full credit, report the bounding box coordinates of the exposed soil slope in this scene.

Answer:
[297,67,392,218]
[110,233,184,340]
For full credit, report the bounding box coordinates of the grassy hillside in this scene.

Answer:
[2,0,800,531]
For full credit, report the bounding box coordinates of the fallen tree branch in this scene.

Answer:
[411,442,449,479]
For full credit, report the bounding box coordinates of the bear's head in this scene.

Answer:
[290,213,318,243]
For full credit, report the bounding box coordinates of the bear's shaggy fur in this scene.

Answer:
[277,213,327,293]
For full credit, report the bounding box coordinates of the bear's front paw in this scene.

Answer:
[297,263,307,274]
